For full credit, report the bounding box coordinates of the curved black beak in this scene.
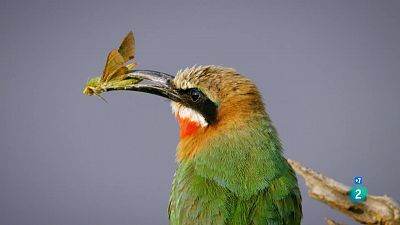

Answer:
[104,70,180,101]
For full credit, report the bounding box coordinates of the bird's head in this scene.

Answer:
[125,65,268,160]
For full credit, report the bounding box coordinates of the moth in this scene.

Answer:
[83,31,142,99]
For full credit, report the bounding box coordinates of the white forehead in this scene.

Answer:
[173,65,209,89]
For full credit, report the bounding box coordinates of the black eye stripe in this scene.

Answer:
[177,88,217,124]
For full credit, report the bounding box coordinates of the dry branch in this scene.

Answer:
[325,218,346,225]
[288,159,400,225]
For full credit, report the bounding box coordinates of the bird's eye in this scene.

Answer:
[190,89,201,102]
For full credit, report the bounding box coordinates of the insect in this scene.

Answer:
[83,31,142,99]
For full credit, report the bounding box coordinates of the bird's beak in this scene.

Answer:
[107,70,180,101]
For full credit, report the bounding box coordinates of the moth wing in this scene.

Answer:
[126,63,137,70]
[118,31,135,62]
[101,49,125,82]
[106,66,129,82]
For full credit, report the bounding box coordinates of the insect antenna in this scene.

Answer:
[96,94,108,103]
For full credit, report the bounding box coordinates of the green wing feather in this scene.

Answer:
[168,119,302,225]
[169,162,301,225]
[169,161,227,225]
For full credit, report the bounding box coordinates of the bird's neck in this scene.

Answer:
[176,117,289,198]
[172,99,269,161]
[175,113,265,161]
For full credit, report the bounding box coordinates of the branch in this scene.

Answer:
[288,159,400,225]
[325,218,346,225]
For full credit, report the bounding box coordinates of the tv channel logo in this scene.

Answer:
[354,176,363,185]
[349,186,368,203]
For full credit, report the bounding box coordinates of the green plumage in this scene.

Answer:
[168,118,302,225]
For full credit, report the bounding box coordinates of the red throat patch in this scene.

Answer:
[176,115,201,139]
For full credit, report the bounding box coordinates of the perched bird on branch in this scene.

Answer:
[110,65,303,225]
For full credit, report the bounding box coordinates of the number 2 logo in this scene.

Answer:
[355,189,362,199]
[349,186,367,203]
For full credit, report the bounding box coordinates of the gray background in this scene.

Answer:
[0,0,399,224]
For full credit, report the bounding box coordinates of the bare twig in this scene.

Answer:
[288,159,400,225]
[325,218,346,225]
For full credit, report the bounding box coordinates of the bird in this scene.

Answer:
[109,65,302,225]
